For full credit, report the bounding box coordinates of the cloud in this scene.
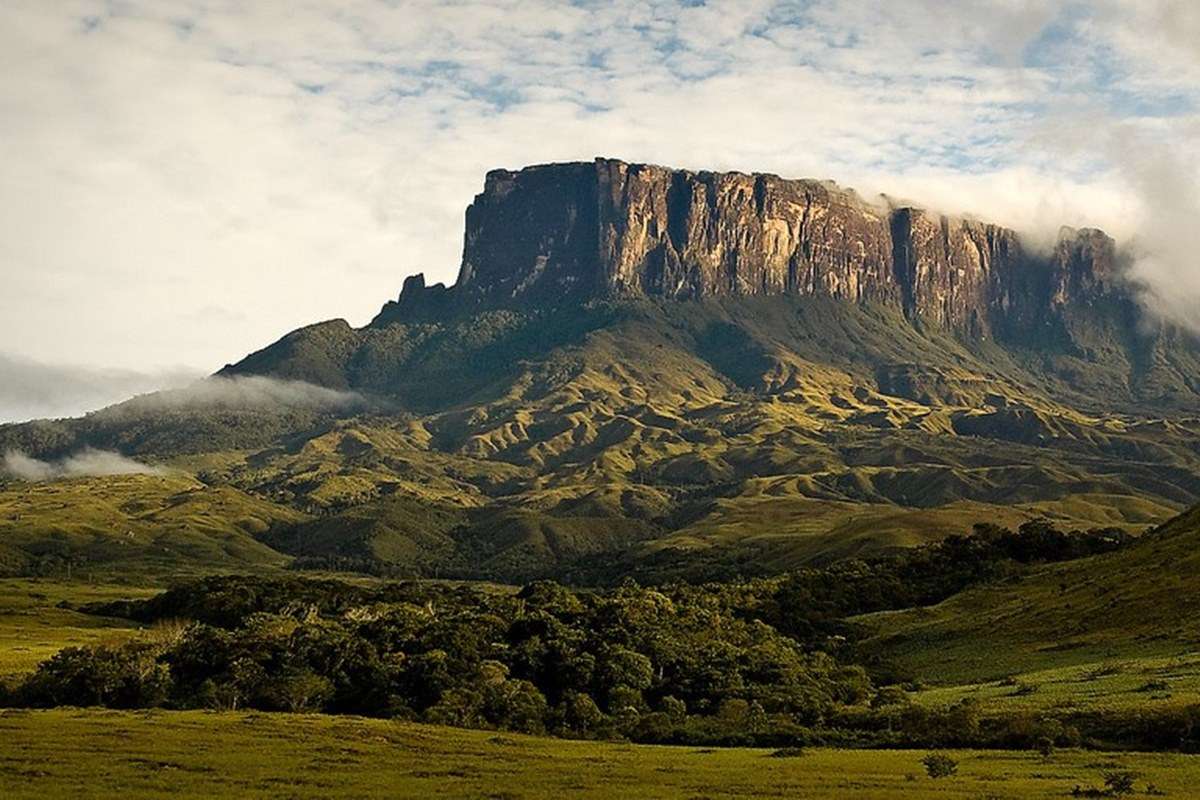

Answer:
[0,353,365,424]
[1006,3,1200,329]
[1,0,1198,372]
[2,448,163,481]
[1099,119,1200,330]
[0,352,203,424]
[112,375,366,413]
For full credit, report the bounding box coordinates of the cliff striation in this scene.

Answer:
[377,158,1120,339]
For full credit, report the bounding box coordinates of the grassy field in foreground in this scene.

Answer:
[0,579,158,680]
[1,708,1197,800]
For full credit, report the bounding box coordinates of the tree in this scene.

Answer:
[265,669,333,712]
[19,644,172,709]
[559,691,605,736]
[596,647,653,697]
[658,695,687,721]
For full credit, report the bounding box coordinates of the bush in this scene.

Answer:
[262,669,333,712]
[559,691,605,736]
[769,747,806,758]
[922,753,958,779]
[1102,770,1137,796]
[18,644,172,709]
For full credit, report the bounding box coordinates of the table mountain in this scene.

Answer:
[407,158,1112,341]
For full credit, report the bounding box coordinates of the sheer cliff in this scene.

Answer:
[232,157,1198,417]
[375,158,1120,346]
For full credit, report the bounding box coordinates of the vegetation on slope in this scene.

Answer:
[2,295,1198,579]
[857,507,1200,684]
[9,515,1199,752]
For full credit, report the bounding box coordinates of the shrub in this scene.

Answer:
[18,644,172,709]
[922,753,958,779]
[559,691,605,736]
[262,669,334,712]
[1036,736,1055,759]
[1101,770,1137,796]
[769,747,806,758]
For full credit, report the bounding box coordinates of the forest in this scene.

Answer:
[7,520,1194,752]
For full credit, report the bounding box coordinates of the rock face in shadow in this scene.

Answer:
[382,158,1119,341]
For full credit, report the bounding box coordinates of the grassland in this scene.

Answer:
[913,652,1200,716]
[0,474,301,577]
[849,505,1200,736]
[4,295,1198,583]
[0,578,158,680]
[1,708,1196,799]
[856,507,1200,686]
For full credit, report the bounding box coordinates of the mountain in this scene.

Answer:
[3,158,1199,581]
[392,159,1113,337]
[230,157,1200,414]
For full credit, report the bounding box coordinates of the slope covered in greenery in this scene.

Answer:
[1,293,1198,580]
[4,512,1195,754]
[857,507,1200,684]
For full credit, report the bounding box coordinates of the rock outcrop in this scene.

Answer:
[377,158,1121,339]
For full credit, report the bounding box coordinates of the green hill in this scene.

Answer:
[857,506,1200,685]
[1,295,1197,581]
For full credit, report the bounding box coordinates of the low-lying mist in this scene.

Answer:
[2,448,163,481]
[0,353,202,424]
[112,374,367,414]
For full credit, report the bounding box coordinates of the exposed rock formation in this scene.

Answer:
[377,158,1121,339]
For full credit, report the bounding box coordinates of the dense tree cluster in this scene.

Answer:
[8,521,1187,751]
[14,577,875,745]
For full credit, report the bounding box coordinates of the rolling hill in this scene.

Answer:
[857,505,1200,685]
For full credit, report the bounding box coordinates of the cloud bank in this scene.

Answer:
[1,0,1198,374]
[0,352,365,424]
[0,353,203,424]
[2,448,163,481]
[114,375,366,413]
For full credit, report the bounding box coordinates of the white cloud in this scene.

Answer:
[0,354,363,424]
[0,352,202,424]
[113,375,366,413]
[1,0,1198,378]
[2,448,163,481]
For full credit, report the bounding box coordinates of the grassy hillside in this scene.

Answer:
[858,507,1200,685]
[0,579,158,680]
[3,295,1198,580]
[0,709,1194,799]
[0,474,304,578]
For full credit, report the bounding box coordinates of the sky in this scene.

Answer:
[1,0,1198,422]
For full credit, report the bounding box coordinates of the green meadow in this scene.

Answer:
[1,708,1196,800]
[3,506,1200,799]
[0,578,157,681]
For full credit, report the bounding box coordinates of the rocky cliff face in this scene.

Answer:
[376,158,1121,339]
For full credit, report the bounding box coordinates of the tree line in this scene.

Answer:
[6,520,1195,750]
